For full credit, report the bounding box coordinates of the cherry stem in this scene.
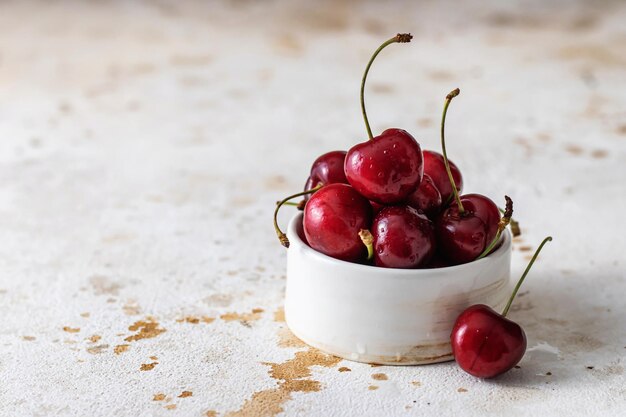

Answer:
[441,88,464,214]
[360,33,413,140]
[499,207,521,237]
[476,196,513,260]
[273,185,322,248]
[502,236,553,317]
[358,229,374,261]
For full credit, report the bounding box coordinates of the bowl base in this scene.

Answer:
[287,324,454,366]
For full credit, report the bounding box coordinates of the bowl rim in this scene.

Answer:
[287,212,512,276]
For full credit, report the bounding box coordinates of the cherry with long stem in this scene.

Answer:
[440,88,465,214]
[360,33,413,140]
[273,185,322,248]
[502,236,553,317]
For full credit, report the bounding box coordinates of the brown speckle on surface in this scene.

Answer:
[565,144,583,155]
[86,344,109,354]
[417,118,433,128]
[518,245,533,252]
[90,275,122,296]
[226,348,340,417]
[338,367,351,372]
[587,366,594,369]
[178,390,192,398]
[153,393,166,401]
[591,149,608,159]
[123,301,142,316]
[114,344,130,355]
[368,385,379,391]
[63,327,80,333]
[221,309,264,323]
[140,362,158,371]
[164,404,177,410]
[372,373,388,381]
[205,411,218,417]
[273,307,285,322]
[177,316,215,324]
[88,334,101,343]
[617,124,626,135]
[125,318,166,342]
[22,336,36,341]
[264,175,288,190]
[80,312,90,318]
[150,356,158,361]
[457,387,468,393]
[411,381,421,387]
[546,371,553,376]
[277,327,307,349]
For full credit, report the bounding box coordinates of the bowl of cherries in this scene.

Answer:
[273,34,551,376]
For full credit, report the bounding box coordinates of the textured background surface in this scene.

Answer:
[0,1,625,416]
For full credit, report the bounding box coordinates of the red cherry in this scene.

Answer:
[303,184,373,262]
[451,304,526,378]
[451,237,553,378]
[435,194,500,264]
[345,128,424,204]
[370,206,435,268]
[423,150,463,204]
[345,33,420,205]
[406,173,442,218]
[369,200,385,215]
[304,150,348,200]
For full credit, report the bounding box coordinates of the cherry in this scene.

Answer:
[303,150,348,201]
[433,89,506,265]
[303,183,373,262]
[451,237,552,378]
[364,205,435,268]
[344,34,424,205]
[436,194,503,264]
[423,150,463,205]
[406,173,442,218]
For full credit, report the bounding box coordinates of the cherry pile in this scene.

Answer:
[272,34,553,379]
[273,33,515,269]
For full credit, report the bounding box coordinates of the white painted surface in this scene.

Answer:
[0,1,625,416]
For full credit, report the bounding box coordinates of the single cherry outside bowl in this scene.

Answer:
[285,213,512,365]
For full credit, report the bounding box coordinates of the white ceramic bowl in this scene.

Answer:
[285,213,512,365]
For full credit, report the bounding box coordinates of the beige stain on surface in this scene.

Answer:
[277,327,307,349]
[458,387,468,393]
[338,367,351,372]
[178,391,192,398]
[153,393,166,401]
[225,348,341,417]
[371,373,388,381]
[164,404,177,410]
[177,316,215,324]
[114,344,130,354]
[205,411,218,417]
[88,334,101,343]
[22,336,36,341]
[86,344,109,354]
[63,327,80,333]
[220,309,264,323]
[125,318,166,342]
[90,275,122,296]
[140,362,158,371]
[273,307,285,323]
[368,385,379,391]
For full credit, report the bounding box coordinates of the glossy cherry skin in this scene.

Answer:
[406,173,442,218]
[345,128,423,205]
[435,194,500,265]
[304,150,348,200]
[423,150,463,204]
[451,304,527,378]
[372,205,435,268]
[304,183,373,262]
